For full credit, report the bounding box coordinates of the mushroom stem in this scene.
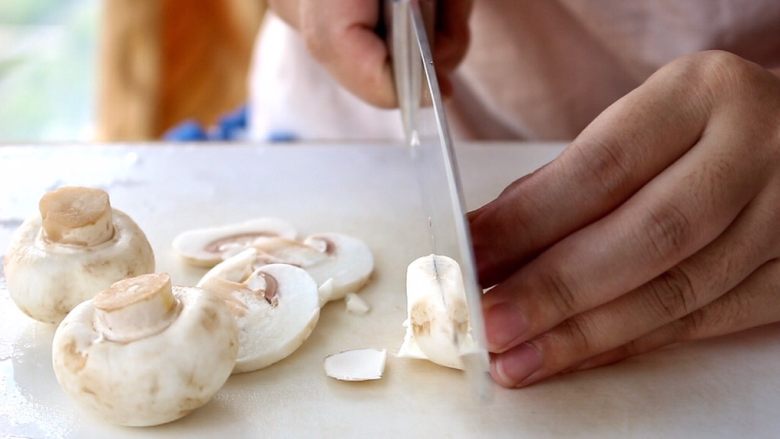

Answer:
[39,187,114,246]
[93,273,180,343]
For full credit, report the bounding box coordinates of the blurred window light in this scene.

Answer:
[0,0,98,142]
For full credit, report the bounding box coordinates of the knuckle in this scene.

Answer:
[680,308,710,340]
[646,266,699,321]
[575,139,632,198]
[535,267,579,318]
[641,203,694,261]
[300,23,332,62]
[557,317,595,357]
[665,50,759,100]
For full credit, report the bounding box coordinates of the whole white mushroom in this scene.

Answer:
[4,186,155,323]
[52,273,238,427]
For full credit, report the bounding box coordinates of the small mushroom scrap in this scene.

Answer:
[4,186,155,323]
[397,254,477,370]
[324,349,386,381]
[198,248,321,373]
[171,217,297,267]
[52,273,238,427]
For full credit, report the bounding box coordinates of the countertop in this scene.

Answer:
[1,143,778,438]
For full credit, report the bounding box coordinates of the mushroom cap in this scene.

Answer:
[398,254,476,370]
[198,250,321,373]
[4,209,155,324]
[171,218,297,267]
[51,285,238,427]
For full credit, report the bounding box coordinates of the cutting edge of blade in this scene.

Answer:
[408,0,492,393]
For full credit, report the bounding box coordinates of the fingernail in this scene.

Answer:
[484,302,529,352]
[491,343,543,387]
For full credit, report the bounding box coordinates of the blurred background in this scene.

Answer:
[0,0,266,142]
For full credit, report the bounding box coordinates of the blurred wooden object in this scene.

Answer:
[97,0,266,140]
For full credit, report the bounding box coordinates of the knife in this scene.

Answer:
[385,0,491,399]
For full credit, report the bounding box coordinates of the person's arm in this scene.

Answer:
[470,51,780,387]
[266,0,472,107]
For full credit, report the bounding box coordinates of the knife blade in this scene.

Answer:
[386,0,491,399]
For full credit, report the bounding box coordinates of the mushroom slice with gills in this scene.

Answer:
[51,273,238,427]
[198,249,321,373]
[251,232,374,303]
[397,254,476,370]
[324,349,386,381]
[171,218,297,267]
[4,186,155,324]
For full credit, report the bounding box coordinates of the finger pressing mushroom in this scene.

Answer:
[52,273,238,427]
[172,218,297,267]
[198,248,321,373]
[250,232,374,303]
[398,254,477,370]
[4,187,155,324]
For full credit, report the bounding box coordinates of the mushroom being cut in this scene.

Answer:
[198,248,320,373]
[249,232,374,303]
[171,218,297,267]
[52,273,238,427]
[397,254,477,370]
[4,186,155,324]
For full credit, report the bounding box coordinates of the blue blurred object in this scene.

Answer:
[163,105,299,143]
[164,106,249,142]
[268,131,298,142]
[212,106,248,140]
[163,120,208,141]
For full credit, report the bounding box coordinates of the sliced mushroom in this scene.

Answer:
[198,248,320,373]
[4,187,155,324]
[171,218,297,267]
[324,348,386,381]
[251,232,374,302]
[397,254,476,370]
[51,273,238,427]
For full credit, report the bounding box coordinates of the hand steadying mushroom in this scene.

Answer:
[4,187,155,323]
[52,273,238,427]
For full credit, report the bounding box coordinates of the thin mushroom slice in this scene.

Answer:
[398,254,476,370]
[198,250,320,373]
[172,218,297,267]
[251,232,374,303]
[52,273,238,427]
[324,349,386,381]
[303,233,373,302]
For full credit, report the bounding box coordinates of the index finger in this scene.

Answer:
[299,0,396,107]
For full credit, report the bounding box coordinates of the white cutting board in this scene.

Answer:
[1,143,778,438]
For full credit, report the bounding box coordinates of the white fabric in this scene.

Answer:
[248,13,402,141]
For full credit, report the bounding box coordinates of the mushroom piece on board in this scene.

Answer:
[198,249,321,373]
[4,187,155,324]
[52,273,238,427]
